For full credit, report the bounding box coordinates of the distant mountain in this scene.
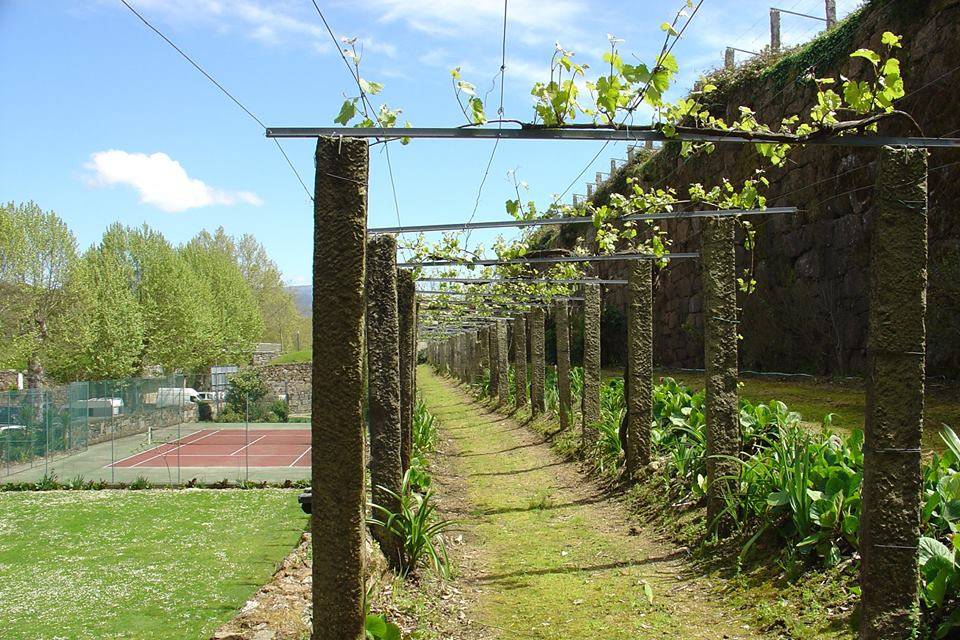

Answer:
[288,285,312,316]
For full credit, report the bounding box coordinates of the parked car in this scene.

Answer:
[196,390,225,403]
[81,398,123,418]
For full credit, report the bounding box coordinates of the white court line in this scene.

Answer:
[107,429,215,468]
[127,429,223,468]
[228,435,266,456]
[289,446,311,468]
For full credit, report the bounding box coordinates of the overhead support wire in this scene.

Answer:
[462,0,510,252]
[371,206,797,234]
[266,127,960,148]
[309,0,407,248]
[118,0,312,200]
[399,251,697,268]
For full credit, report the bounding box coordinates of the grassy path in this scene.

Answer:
[419,367,767,640]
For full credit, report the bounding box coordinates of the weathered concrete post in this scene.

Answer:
[825,0,837,28]
[513,316,528,408]
[701,217,740,535]
[770,9,781,52]
[555,300,572,431]
[312,136,367,639]
[459,333,468,383]
[496,319,510,406]
[724,47,735,70]
[582,284,601,447]
[447,337,454,377]
[626,260,653,477]
[477,328,489,390]
[489,323,500,398]
[397,269,416,474]
[365,235,404,568]
[529,309,546,415]
[859,146,928,640]
[467,330,477,384]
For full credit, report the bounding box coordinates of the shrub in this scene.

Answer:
[368,469,454,578]
[270,399,289,423]
[412,397,438,455]
[225,369,268,414]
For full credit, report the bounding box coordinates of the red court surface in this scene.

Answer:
[110,429,311,468]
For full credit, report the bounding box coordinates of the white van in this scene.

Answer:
[83,397,123,418]
[155,388,200,408]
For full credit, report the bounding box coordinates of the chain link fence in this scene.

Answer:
[0,374,311,486]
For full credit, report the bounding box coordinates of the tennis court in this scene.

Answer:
[110,428,311,469]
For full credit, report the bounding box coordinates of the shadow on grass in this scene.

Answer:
[472,494,608,516]
[466,460,566,478]
[466,551,685,587]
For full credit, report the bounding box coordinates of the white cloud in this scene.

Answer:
[367,0,589,39]
[118,0,355,54]
[86,150,263,213]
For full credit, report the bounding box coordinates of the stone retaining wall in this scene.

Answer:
[549,0,960,377]
[86,405,198,446]
[256,363,311,414]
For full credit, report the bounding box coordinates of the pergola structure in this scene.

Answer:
[296,122,956,639]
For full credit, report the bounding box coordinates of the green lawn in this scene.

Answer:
[659,369,960,452]
[0,489,307,640]
[270,349,311,364]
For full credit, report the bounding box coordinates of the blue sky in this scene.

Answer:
[0,0,860,285]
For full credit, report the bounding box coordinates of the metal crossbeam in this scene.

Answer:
[266,127,960,148]
[421,313,518,321]
[417,277,628,285]
[372,207,795,235]
[773,7,827,21]
[421,301,545,309]
[400,252,696,268]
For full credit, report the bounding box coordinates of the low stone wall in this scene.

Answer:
[87,405,197,446]
[0,370,22,391]
[257,363,311,414]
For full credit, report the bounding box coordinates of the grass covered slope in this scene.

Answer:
[0,489,306,640]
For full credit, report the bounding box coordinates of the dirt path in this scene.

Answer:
[420,367,768,640]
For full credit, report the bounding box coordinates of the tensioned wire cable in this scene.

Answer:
[549,0,707,208]
[310,0,415,260]
[118,0,313,201]
[462,0,510,254]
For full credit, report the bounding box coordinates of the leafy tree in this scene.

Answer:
[0,201,77,386]
[206,228,303,350]
[100,223,215,373]
[181,230,263,365]
[46,245,144,380]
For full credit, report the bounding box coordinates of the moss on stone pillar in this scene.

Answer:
[497,319,510,406]
[859,146,928,640]
[489,323,500,398]
[530,309,546,415]
[626,260,653,476]
[477,329,488,387]
[311,136,367,638]
[513,316,528,408]
[555,300,572,431]
[365,234,403,568]
[701,217,740,535]
[582,284,601,446]
[396,270,416,474]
